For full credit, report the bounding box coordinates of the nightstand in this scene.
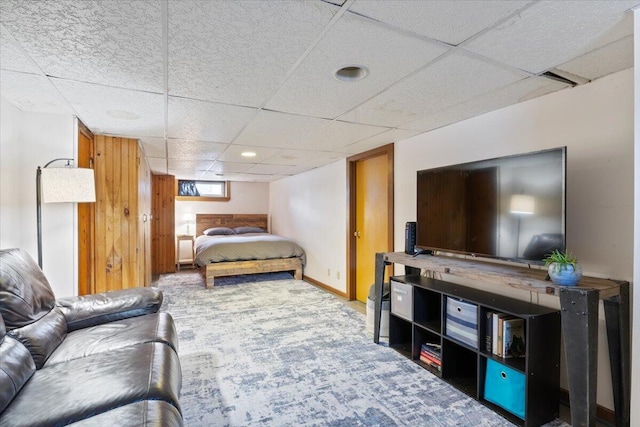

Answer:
[176,234,195,270]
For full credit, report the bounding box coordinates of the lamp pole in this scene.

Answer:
[36,158,74,268]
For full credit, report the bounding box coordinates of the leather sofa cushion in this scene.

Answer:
[0,342,182,426]
[8,307,66,369]
[0,316,36,412]
[47,312,178,365]
[0,249,56,329]
[67,400,183,427]
[57,287,163,332]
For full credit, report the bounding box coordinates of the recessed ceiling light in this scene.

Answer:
[241,151,257,157]
[334,65,368,82]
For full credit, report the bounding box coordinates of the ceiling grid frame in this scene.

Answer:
[0,0,636,181]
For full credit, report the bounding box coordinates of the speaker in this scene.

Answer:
[405,221,416,254]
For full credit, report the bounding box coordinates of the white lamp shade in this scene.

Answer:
[41,168,96,203]
[510,194,535,215]
[183,213,195,222]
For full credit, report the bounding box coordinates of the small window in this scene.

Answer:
[176,179,230,201]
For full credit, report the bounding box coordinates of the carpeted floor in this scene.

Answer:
[157,271,568,427]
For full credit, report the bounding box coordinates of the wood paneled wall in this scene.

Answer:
[94,136,143,291]
[152,174,176,274]
[138,157,152,286]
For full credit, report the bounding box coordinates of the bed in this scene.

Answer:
[195,214,305,288]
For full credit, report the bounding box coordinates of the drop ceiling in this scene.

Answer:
[1,0,637,182]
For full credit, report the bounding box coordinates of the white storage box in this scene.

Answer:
[390,280,413,321]
[445,297,478,348]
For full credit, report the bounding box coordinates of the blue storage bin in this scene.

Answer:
[445,297,478,348]
[484,359,526,419]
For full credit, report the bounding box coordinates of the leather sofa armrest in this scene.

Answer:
[56,288,163,332]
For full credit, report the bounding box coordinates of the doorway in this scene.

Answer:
[347,144,394,303]
[77,120,94,296]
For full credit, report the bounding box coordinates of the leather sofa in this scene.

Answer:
[0,248,182,426]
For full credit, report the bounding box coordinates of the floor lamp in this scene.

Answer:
[510,194,535,257]
[36,158,96,268]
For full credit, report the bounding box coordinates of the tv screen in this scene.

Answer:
[416,147,566,264]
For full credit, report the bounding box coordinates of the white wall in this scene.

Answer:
[631,8,639,424]
[0,97,77,298]
[175,181,269,258]
[270,69,634,411]
[269,160,347,292]
[396,69,634,411]
[175,181,270,234]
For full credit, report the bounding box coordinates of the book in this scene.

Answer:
[496,315,515,357]
[503,318,526,358]
[420,351,442,366]
[485,311,493,353]
[492,312,510,356]
[419,354,442,371]
[421,343,441,359]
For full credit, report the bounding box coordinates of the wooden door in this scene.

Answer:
[151,174,176,274]
[348,144,394,303]
[77,121,94,295]
[94,136,140,292]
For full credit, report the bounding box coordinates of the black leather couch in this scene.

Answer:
[0,248,183,426]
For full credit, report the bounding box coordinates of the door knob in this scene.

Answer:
[354,231,361,238]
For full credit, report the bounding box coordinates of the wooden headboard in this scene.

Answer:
[196,214,268,236]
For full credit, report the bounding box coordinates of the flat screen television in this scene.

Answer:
[416,147,566,265]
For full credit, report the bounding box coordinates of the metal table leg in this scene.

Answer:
[603,281,630,427]
[373,253,388,344]
[559,287,599,427]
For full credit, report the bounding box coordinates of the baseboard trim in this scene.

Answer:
[559,388,615,425]
[303,275,348,299]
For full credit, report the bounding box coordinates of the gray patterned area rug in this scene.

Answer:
[157,271,568,427]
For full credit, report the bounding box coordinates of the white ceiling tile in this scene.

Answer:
[342,128,423,154]
[401,76,569,132]
[167,158,216,179]
[233,110,330,149]
[53,78,164,137]
[168,139,228,161]
[202,161,256,178]
[167,97,257,142]
[203,172,278,183]
[0,26,41,74]
[300,120,388,151]
[0,0,163,92]
[146,157,168,175]
[245,164,298,175]
[557,36,633,81]
[0,71,75,114]
[349,0,531,45]
[261,149,344,166]
[264,11,449,118]
[168,0,337,106]
[341,51,527,127]
[217,144,282,163]
[464,1,638,74]
[139,137,167,158]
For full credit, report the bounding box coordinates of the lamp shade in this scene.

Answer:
[41,168,96,203]
[510,194,535,215]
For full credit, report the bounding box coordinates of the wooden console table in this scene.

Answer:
[373,252,630,427]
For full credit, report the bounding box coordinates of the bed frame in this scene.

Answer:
[196,214,303,288]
